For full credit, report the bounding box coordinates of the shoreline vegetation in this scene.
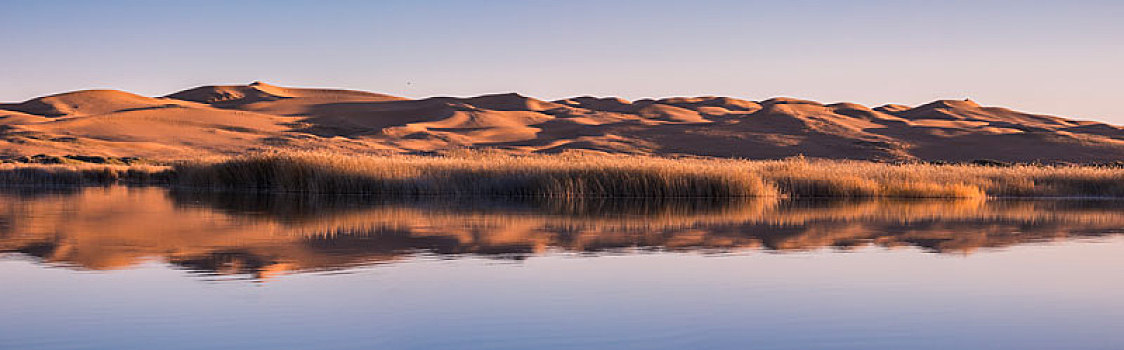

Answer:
[2,151,1123,198]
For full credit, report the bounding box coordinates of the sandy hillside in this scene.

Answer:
[2,82,1122,162]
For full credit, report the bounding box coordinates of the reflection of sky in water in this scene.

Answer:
[1,187,1123,349]
[3,241,1123,350]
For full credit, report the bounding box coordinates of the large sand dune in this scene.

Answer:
[2,82,1122,162]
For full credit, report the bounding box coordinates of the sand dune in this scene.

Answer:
[2,82,1122,162]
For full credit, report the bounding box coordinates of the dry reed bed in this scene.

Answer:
[172,152,1124,198]
[0,163,172,186]
[4,151,1124,198]
[172,151,772,198]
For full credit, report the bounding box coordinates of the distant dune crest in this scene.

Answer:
[1,82,1121,162]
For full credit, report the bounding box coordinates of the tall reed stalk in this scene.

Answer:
[4,151,1124,198]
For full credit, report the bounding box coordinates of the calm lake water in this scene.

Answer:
[2,187,1123,350]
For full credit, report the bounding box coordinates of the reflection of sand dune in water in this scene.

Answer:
[1,187,1122,279]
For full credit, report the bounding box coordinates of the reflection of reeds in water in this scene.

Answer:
[2,187,1123,280]
[164,190,1124,260]
[171,190,1124,234]
[168,190,780,229]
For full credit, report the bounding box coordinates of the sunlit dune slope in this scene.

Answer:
[2,82,1123,162]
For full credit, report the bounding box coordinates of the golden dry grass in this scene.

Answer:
[172,151,774,198]
[3,151,1124,198]
[758,157,1124,198]
[174,151,1124,198]
[0,162,172,186]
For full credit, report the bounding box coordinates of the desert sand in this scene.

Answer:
[2,82,1122,162]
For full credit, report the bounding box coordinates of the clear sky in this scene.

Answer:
[2,0,1122,123]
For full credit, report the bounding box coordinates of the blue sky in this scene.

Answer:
[2,0,1123,123]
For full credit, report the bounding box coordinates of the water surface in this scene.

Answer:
[2,187,1122,349]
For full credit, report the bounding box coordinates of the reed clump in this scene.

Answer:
[756,157,1124,198]
[4,151,1124,198]
[172,151,774,198]
[0,163,172,186]
[174,152,1124,198]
